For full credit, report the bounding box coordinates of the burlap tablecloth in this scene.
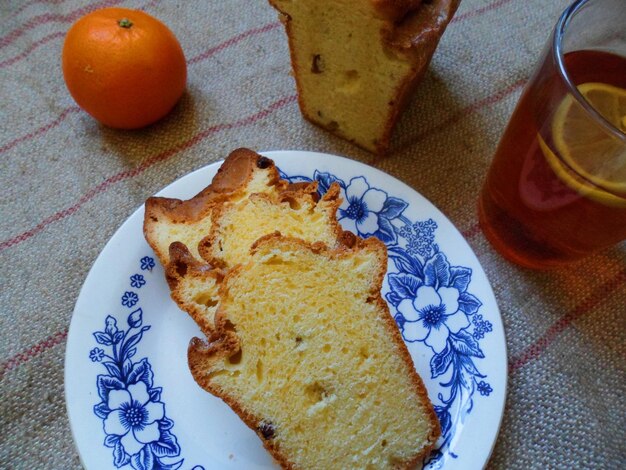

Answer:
[1,0,625,468]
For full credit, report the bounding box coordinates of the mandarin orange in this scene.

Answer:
[62,7,187,129]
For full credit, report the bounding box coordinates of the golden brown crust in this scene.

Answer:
[143,148,285,265]
[370,0,424,22]
[382,0,461,56]
[166,242,224,337]
[187,234,440,469]
[211,149,284,194]
[147,148,276,223]
[284,181,320,201]
[376,0,461,155]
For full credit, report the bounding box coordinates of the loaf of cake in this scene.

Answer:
[187,233,440,469]
[143,148,286,265]
[268,0,461,154]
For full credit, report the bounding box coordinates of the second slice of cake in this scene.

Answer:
[187,234,440,469]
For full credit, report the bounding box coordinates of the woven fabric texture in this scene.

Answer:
[1,0,624,468]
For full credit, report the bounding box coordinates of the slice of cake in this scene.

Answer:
[165,181,343,334]
[198,181,343,268]
[268,0,461,154]
[150,150,344,334]
[143,148,287,265]
[188,234,440,469]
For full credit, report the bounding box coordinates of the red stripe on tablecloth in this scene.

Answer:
[0,19,278,72]
[370,78,525,165]
[0,106,81,155]
[462,221,482,239]
[0,329,68,378]
[187,22,282,65]
[0,30,66,69]
[5,0,70,22]
[0,1,156,70]
[452,0,515,23]
[0,0,125,49]
[0,94,297,252]
[406,77,525,145]
[455,78,525,118]
[509,268,626,373]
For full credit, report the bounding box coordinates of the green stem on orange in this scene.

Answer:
[118,18,133,28]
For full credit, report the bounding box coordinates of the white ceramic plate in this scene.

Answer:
[65,150,506,470]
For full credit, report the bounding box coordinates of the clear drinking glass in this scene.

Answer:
[478,0,626,269]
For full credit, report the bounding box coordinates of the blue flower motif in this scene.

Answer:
[338,176,388,237]
[473,329,486,340]
[398,285,470,353]
[472,314,493,340]
[398,219,438,258]
[105,316,118,336]
[128,308,143,329]
[121,291,139,308]
[103,381,165,456]
[130,274,146,289]
[89,347,105,362]
[140,256,155,271]
[477,381,493,396]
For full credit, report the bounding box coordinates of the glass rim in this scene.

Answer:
[553,0,626,142]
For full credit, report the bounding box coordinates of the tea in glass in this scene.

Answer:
[478,0,626,269]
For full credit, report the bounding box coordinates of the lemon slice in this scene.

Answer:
[552,82,626,193]
[539,134,626,208]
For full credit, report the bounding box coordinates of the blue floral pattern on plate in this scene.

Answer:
[281,168,493,467]
[90,257,183,470]
[89,167,494,469]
